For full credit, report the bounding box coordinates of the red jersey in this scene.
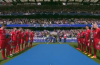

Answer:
[6,38,11,46]
[17,30,21,39]
[93,28,100,43]
[6,38,11,50]
[85,29,91,42]
[77,33,80,41]
[30,32,34,40]
[81,31,85,39]
[21,32,25,40]
[0,28,6,40]
[80,31,85,43]
[25,31,29,40]
[11,31,17,41]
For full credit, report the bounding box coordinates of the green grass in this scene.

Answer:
[0,42,100,65]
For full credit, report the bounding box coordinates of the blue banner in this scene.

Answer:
[32,37,77,43]
[0,24,93,27]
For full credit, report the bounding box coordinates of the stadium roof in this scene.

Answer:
[0,0,100,5]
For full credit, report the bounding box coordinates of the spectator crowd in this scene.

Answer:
[0,18,100,24]
[6,29,78,38]
[0,5,100,14]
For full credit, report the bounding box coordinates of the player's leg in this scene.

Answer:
[7,45,11,58]
[18,40,21,52]
[88,41,92,56]
[10,47,13,57]
[81,40,84,51]
[88,46,92,56]
[82,43,84,51]
[1,48,8,59]
[25,40,28,49]
[83,44,85,53]
[30,40,33,47]
[8,50,10,58]
[6,49,10,57]
[79,41,82,51]
[1,40,8,60]
[21,43,24,51]
[86,42,90,55]
[80,43,82,51]
[14,46,16,54]
[84,42,87,54]
[21,40,24,51]
[16,44,18,53]
[76,41,79,49]
[16,40,20,53]
[6,47,8,57]
[25,42,27,49]
[79,41,81,50]
[14,41,17,54]
[30,40,32,47]
[16,41,18,53]
[1,49,6,59]
[18,43,20,52]
[91,43,97,58]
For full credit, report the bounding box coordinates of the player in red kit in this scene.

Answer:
[29,31,34,47]
[85,25,91,56]
[91,23,100,58]
[80,29,85,51]
[0,24,8,60]
[11,28,17,55]
[25,29,29,49]
[76,30,81,50]
[16,28,22,53]
[21,29,25,51]
[6,35,11,58]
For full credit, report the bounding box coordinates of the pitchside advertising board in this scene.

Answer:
[32,37,77,42]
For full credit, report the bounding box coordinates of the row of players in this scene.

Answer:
[0,24,34,60]
[77,23,100,58]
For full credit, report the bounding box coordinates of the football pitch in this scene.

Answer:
[0,42,100,65]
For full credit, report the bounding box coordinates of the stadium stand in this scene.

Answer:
[0,18,100,24]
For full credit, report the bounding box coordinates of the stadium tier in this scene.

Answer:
[1,2,100,65]
[0,18,100,25]
[0,5,99,16]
